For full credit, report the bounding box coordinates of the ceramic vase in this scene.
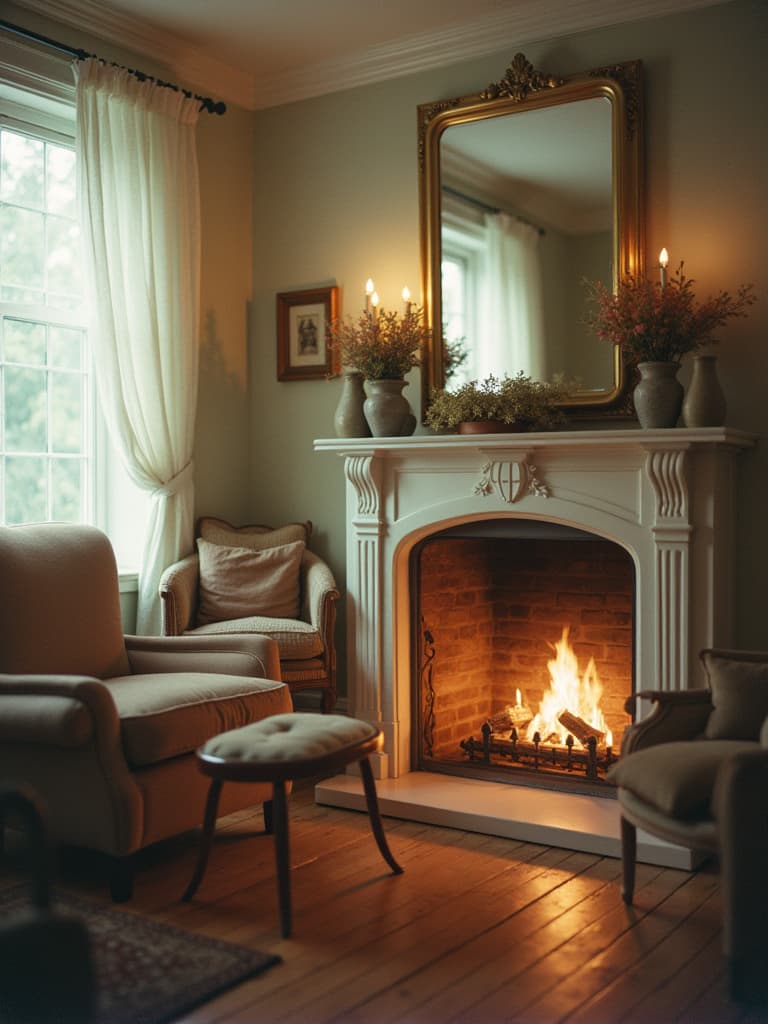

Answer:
[363,379,414,437]
[682,354,726,428]
[333,371,371,438]
[633,361,683,428]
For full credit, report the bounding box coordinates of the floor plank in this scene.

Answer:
[3,777,765,1024]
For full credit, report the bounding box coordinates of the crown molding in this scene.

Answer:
[9,0,724,111]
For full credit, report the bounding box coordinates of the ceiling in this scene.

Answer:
[12,0,722,110]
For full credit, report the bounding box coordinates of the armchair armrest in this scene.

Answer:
[124,634,282,681]
[159,553,199,636]
[301,549,340,629]
[621,688,713,754]
[0,675,120,747]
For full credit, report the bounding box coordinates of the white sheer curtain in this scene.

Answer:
[477,212,545,379]
[76,59,201,634]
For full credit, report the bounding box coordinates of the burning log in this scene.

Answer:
[557,710,605,748]
[488,702,533,733]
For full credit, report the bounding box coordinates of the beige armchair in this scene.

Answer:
[159,517,339,713]
[0,523,292,901]
[609,648,768,1005]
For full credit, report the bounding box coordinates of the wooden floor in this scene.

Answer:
[6,778,768,1024]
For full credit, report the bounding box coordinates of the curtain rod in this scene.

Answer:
[0,18,226,115]
[442,185,545,236]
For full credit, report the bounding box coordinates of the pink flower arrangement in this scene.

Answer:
[584,263,755,364]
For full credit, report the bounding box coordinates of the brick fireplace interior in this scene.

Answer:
[414,520,635,792]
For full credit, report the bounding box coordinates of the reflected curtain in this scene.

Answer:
[75,59,201,633]
[477,212,545,379]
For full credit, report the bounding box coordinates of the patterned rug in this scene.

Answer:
[0,883,281,1023]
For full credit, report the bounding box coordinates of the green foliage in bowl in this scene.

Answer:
[425,373,570,432]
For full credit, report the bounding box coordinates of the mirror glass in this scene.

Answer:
[418,55,644,415]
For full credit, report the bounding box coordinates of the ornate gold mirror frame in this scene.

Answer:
[418,54,644,417]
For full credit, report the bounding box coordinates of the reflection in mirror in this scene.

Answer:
[418,54,644,416]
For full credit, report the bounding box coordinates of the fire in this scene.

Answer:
[524,627,612,748]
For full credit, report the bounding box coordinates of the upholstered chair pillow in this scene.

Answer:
[196,537,305,625]
[701,649,768,741]
[198,516,311,552]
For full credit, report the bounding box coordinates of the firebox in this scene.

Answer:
[413,520,634,794]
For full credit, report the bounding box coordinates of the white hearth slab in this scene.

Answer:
[315,771,699,870]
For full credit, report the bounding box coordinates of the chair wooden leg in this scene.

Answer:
[271,781,292,938]
[620,814,637,904]
[182,778,223,902]
[359,757,403,875]
[263,798,274,834]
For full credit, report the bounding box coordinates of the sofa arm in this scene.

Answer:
[621,689,713,754]
[713,747,768,1002]
[159,553,199,636]
[124,634,282,681]
[0,675,121,746]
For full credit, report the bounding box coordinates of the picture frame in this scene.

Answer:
[276,285,339,381]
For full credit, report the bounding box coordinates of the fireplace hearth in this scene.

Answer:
[314,428,754,866]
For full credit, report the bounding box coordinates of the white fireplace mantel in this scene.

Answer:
[314,427,756,865]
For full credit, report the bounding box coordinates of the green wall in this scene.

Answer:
[248,0,767,698]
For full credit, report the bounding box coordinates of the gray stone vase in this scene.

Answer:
[333,371,371,438]
[633,361,683,428]
[363,379,415,437]
[682,354,726,427]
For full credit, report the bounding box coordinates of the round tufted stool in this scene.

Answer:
[182,713,403,937]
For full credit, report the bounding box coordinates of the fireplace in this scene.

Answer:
[314,428,754,866]
[414,522,634,792]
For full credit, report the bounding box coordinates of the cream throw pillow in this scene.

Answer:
[197,537,305,625]
[198,516,311,552]
[701,649,768,741]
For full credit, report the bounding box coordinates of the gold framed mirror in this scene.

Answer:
[418,53,644,417]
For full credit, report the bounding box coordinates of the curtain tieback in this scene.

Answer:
[153,460,194,499]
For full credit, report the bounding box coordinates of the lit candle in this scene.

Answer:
[371,290,379,321]
[402,285,412,316]
[659,248,669,289]
[365,278,375,313]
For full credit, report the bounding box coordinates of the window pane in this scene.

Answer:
[50,372,83,452]
[49,325,83,370]
[0,205,45,290]
[47,215,81,299]
[4,366,47,451]
[46,145,76,217]
[5,455,46,523]
[51,458,83,521]
[0,130,44,208]
[4,319,46,365]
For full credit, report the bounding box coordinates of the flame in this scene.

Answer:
[525,627,609,748]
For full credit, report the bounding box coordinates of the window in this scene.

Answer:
[0,101,147,571]
[0,124,89,525]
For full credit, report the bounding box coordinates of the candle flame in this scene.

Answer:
[371,291,379,307]
[402,286,411,302]
[365,278,375,295]
[659,248,669,268]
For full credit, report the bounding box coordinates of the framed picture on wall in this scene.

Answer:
[276,285,339,381]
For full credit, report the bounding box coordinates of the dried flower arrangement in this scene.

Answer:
[584,263,755,364]
[425,373,570,432]
[328,307,429,380]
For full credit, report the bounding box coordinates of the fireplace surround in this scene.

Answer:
[314,428,755,866]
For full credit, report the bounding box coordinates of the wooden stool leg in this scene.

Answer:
[359,757,403,875]
[182,778,223,902]
[271,780,292,938]
[620,814,637,905]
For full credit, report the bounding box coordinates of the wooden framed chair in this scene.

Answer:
[159,517,339,713]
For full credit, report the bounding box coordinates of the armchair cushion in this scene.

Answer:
[762,717,768,747]
[188,616,324,659]
[608,739,756,819]
[198,517,311,551]
[103,674,290,768]
[701,649,768,741]
[196,538,304,625]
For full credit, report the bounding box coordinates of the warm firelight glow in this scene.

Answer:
[525,627,610,748]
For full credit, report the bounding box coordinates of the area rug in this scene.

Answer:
[0,883,281,1024]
